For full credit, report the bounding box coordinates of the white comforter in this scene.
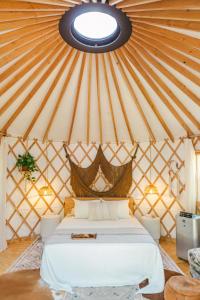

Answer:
[40,217,164,295]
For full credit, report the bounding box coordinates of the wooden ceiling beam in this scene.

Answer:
[107,52,135,144]
[0,19,58,44]
[131,22,200,55]
[5,0,73,7]
[0,35,59,95]
[132,41,200,130]
[23,48,75,140]
[133,33,200,87]
[132,21,200,59]
[126,44,189,136]
[95,55,103,144]
[116,0,160,8]
[132,38,200,109]
[86,54,92,145]
[0,24,57,57]
[0,30,58,82]
[134,26,200,73]
[1,44,67,133]
[0,11,64,22]
[101,54,119,145]
[0,27,57,68]
[127,43,196,134]
[43,51,80,143]
[128,10,200,21]
[120,46,175,142]
[130,18,200,32]
[121,0,200,10]
[0,41,64,119]
[0,15,60,31]
[109,0,126,6]
[113,51,156,142]
[67,53,87,143]
[0,1,71,10]
[60,0,80,5]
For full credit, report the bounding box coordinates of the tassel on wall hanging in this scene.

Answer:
[168,160,181,200]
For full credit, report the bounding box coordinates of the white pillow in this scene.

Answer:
[117,200,130,219]
[88,200,102,220]
[89,200,118,221]
[74,199,90,218]
[103,200,130,219]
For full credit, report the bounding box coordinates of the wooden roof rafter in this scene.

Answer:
[107,52,135,144]
[129,18,200,32]
[0,36,62,117]
[43,50,80,142]
[131,40,200,130]
[23,47,75,140]
[0,34,60,95]
[86,53,92,145]
[113,50,156,142]
[67,52,87,143]
[120,47,175,142]
[118,0,200,10]
[125,43,195,135]
[0,15,60,31]
[0,43,68,133]
[0,27,58,68]
[131,35,200,107]
[95,54,103,144]
[101,54,119,145]
[0,30,58,82]
[132,21,200,59]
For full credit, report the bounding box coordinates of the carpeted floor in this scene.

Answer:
[0,239,183,300]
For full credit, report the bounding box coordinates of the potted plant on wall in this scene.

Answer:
[16,152,38,182]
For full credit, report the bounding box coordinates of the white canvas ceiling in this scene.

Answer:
[0,0,200,144]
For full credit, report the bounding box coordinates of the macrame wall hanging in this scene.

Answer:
[64,145,139,197]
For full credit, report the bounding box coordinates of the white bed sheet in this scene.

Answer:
[40,216,164,295]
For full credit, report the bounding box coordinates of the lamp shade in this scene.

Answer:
[144,183,159,195]
[38,185,53,196]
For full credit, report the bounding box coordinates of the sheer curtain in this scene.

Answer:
[0,137,7,252]
[184,138,197,213]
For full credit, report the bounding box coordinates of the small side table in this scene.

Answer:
[141,214,161,244]
[40,214,60,242]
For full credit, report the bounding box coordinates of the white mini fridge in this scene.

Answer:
[176,212,200,261]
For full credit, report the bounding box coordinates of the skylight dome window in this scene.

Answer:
[73,12,118,40]
[59,3,132,53]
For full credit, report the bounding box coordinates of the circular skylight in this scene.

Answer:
[73,12,118,40]
[59,3,132,53]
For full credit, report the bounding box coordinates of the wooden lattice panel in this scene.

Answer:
[6,137,185,240]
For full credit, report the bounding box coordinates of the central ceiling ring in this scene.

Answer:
[59,3,132,53]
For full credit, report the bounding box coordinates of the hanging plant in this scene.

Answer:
[16,152,38,182]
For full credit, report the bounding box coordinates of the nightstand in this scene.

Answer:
[141,214,161,244]
[40,214,60,242]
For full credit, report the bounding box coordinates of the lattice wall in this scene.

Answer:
[6,137,187,240]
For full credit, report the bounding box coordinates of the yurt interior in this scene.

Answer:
[0,0,200,299]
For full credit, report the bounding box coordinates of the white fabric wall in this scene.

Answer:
[0,137,8,252]
[184,138,197,213]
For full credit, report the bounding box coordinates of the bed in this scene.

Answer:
[40,215,164,295]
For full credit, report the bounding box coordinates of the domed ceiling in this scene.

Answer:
[0,0,200,144]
